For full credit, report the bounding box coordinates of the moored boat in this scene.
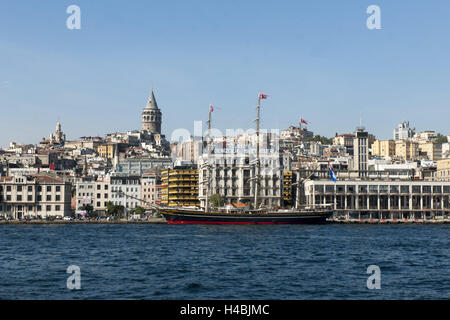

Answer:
[159,207,332,224]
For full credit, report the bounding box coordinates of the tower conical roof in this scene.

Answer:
[145,87,159,110]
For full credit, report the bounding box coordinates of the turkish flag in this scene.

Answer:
[259,93,269,99]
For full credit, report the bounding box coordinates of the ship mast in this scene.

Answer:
[204,105,213,212]
[254,95,262,209]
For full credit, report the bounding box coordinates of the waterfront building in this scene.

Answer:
[141,170,160,208]
[304,179,450,219]
[198,153,284,208]
[110,175,142,211]
[393,121,415,141]
[353,127,368,177]
[75,177,110,214]
[161,166,199,207]
[142,88,162,134]
[0,173,72,219]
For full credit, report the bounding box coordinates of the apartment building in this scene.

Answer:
[0,174,72,219]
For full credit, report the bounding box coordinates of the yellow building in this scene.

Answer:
[161,167,199,207]
[97,144,115,159]
[371,140,395,158]
[282,170,293,206]
[436,159,450,181]
[395,140,418,160]
[418,142,442,161]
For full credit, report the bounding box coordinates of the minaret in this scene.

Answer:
[142,87,162,134]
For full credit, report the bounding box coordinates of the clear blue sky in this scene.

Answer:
[1,0,449,147]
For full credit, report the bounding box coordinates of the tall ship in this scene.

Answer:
[158,93,333,224]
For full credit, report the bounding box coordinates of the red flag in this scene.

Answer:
[258,93,269,99]
[300,118,308,125]
[210,105,214,112]
[49,163,55,170]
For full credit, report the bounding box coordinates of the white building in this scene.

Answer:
[110,175,142,211]
[393,121,415,141]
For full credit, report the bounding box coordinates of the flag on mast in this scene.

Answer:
[210,105,214,112]
[328,163,337,182]
[258,93,269,99]
[300,117,308,125]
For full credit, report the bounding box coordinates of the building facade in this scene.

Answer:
[353,128,368,177]
[304,179,450,218]
[0,174,72,219]
[393,121,415,141]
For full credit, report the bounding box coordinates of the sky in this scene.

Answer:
[0,0,449,148]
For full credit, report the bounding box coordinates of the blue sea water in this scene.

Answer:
[0,224,448,300]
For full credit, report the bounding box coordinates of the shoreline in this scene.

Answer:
[0,218,448,225]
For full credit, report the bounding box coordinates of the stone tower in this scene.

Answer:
[142,87,162,134]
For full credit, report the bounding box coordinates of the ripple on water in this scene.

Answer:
[0,224,448,299]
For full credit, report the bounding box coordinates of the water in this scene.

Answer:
[0,224,448,299]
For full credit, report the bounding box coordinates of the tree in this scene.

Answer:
[135,206,145,216]
[306,135,333,145]
[210,194,224,209]
[436,133,448,144]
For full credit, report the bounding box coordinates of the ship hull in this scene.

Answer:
[160,208,332,225]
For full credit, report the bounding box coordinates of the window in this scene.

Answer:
[56,186,60,192]
[104,185,108,190]
[433,186,442,193]
[6,195,11,201]
[412,186,421,193]
[46,195,51,201]
[55,205,60,211]
[37,195,42,201]
[390,186,399,193]
[37,205,41,211]
[97,185,101,190]
[17,186,22,192]
[38,186,42,192]
[97,202,100,207]
[6,186,11,192]
[47,186,51,192]
[56,195,60,201]
[17,195,22,201]
[28,205,33,211]
[422,186,431,193]
[28,186,33,192]
[401,186,409,193]
[27,195,32,201]
[46,205,51,211]
[97,194,101,199]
